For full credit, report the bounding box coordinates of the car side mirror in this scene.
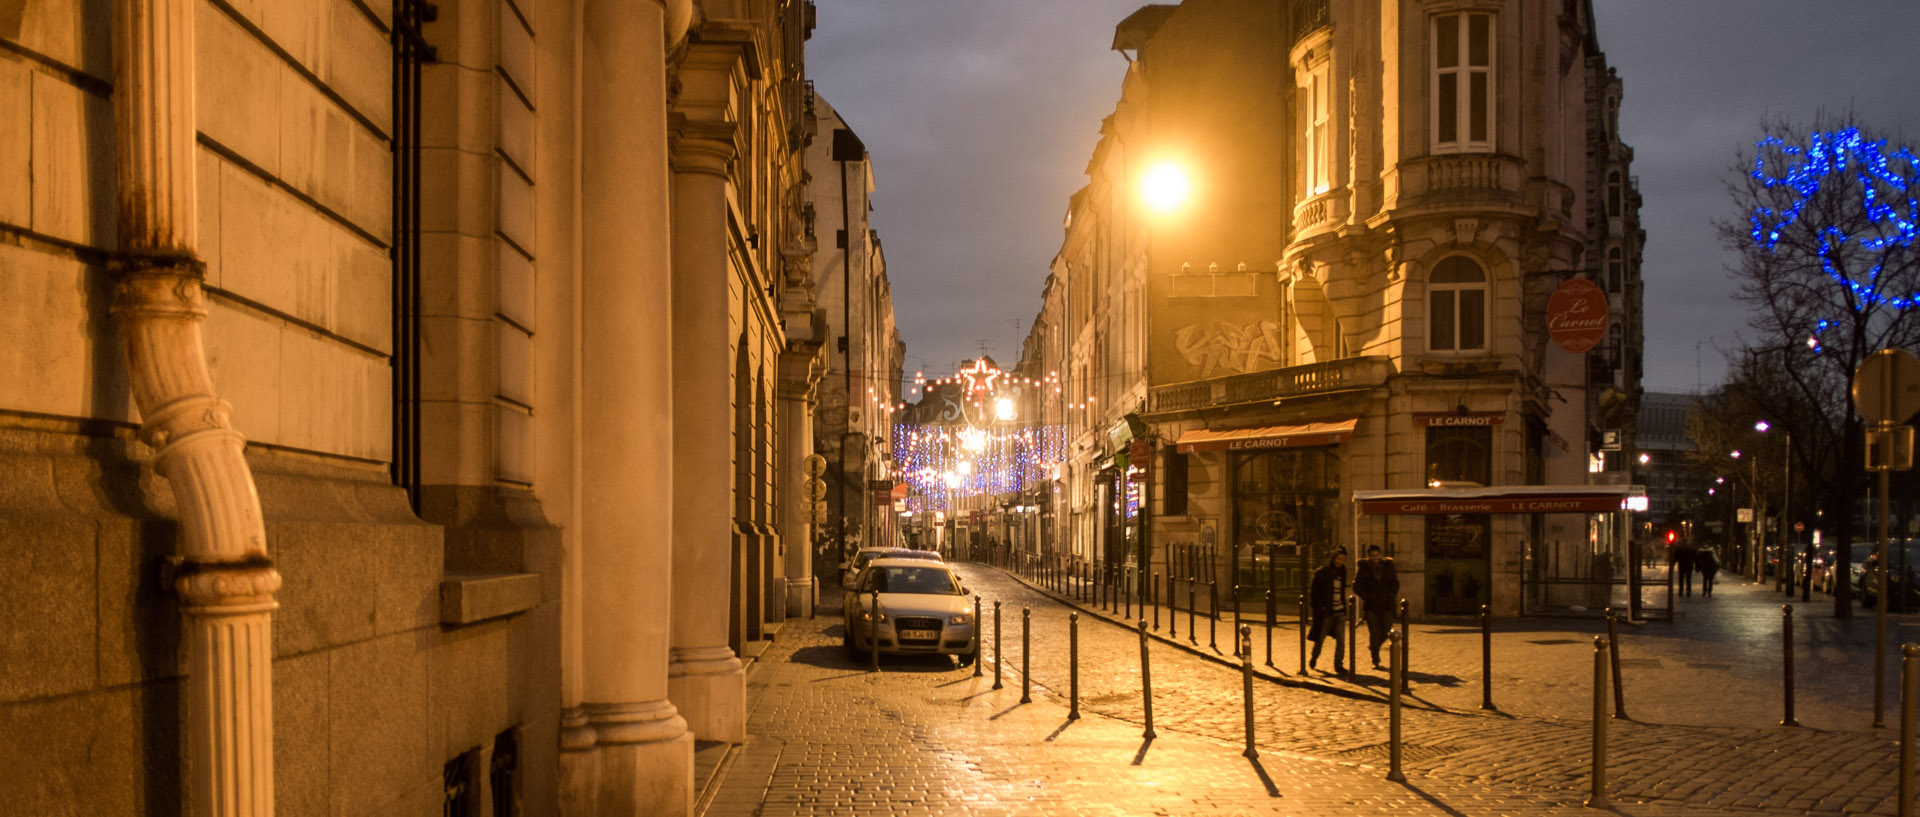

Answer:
[960,586,970,596]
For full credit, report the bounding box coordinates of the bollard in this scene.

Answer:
[1346,594,1358,678]
[1153,573,1162,631]
[1901,644,1917,817]
[1209,581,1219,651]
[1298,593,1309,675]
[1069,613,1081,720]
[1588,636,1612,809]
[1782,605,1799,727]
[1481,604,1495,711]
[1605,608,1626,720]
[1398,599,1411,693]
[1021,607,1032,703]
[1170,578,1179,639]
[1241,624,1257,759]
[1189,581,1198,644]
[870,589,881,673]
[993,600,1004,690]
[973,596,983,678]
[1882,566,1891,730]
[1139,620,1156,739]
[1387,629,1405,782]
[1265,590,1276,668]
[1125,566,1134,620]
[1233,589,1243,657]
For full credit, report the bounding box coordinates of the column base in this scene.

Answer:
[557,701,692,817]
[785,576,816,618]
[667,647,747,743]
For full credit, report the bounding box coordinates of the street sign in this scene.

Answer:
[805,477,827,500]
[803,453,827,477]
[1852,348,1920,425]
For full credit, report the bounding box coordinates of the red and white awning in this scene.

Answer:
[1174,418,1358,454]
[1352,484,1642,515]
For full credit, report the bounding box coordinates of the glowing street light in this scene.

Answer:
[1141,161,1191,213]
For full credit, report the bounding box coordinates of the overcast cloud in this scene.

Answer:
[807,0,1920,393]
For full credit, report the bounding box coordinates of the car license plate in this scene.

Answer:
[899,629,938,640]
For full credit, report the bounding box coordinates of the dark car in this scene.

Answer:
[1856,545,1920,610]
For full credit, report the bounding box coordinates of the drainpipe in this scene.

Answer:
[111,2,278,816]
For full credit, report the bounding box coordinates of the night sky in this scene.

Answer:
[807,0,1920,394]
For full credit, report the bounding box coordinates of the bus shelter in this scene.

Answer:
[1351,484,1660,620]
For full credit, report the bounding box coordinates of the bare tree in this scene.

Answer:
[1720,115,1920,617]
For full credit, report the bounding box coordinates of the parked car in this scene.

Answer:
[840,547,943,590]
[1856,543,1920,609]
[843,558,978,666]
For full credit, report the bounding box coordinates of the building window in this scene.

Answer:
[1428,256,1487,352]
[1607,170,1622,217]
[1432,12,1493,153]
[1426,426,1492,486]
[1607,247,1623,293]
[1305,60,1332,195]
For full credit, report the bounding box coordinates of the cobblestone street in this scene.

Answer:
[704,562,1920,816]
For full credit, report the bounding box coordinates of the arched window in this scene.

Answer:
[1607,171,1622,217]
[1428,256,1487,352]
[1607,247,1623,293]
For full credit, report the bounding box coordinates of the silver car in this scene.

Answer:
[840,547,943,590]
[843,558,978,666]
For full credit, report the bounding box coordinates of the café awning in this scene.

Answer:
[1174,418,1357,454]
[1352,484,1643,515]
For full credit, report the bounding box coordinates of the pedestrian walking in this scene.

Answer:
[1354,544,1400,669]
[1697,547,1719,597]
[1676,541,1697,597]
[1308,547,1348,674]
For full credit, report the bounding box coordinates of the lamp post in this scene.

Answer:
[1756,421,1790,592]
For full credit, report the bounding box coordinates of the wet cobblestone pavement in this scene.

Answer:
[703,562,1920,816]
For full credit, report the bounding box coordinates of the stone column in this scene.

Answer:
[110,2,279,816]
[560,0,692,813]
[666,122,746,744]
[777,357,820,617]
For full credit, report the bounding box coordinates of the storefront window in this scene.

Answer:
[1232,448,1342,600]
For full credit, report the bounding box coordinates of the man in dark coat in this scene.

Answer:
[1697,547,1720,597]
[1353,545,1401,668]
[1308,547,1348,673]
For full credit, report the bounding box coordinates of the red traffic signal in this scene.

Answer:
[1665,530,1676,544]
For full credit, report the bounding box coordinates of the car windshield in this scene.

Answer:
[859,565,963,595]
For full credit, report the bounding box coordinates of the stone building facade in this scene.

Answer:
[1030,0,1644,617]
[0,0,822,815]
[806,95,904,578]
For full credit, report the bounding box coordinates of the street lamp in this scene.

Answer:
[1755,421,1791,592]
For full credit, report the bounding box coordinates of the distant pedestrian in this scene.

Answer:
[1308,548,1349,674]
[1353,545,1399,669]
[1697,547,1719,597]
[1676,542,1697,597]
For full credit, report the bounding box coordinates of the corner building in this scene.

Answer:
[1040,0,1644,618]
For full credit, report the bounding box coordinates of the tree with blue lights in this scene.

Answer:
[1721,115,1920,616]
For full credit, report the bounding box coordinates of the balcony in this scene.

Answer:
[1292,0,1329,44]
[1147,356,1393,414]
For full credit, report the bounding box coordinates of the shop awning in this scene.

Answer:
[1174,418,1357,454]
[1352,485,1644,515]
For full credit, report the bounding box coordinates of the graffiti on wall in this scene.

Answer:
[1171,320,1284,378]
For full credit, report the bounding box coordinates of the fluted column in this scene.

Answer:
[110,2,278,816]
[560,0,691,813]
[667,127,747,743]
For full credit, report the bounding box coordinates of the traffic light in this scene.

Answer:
[1665,530,1676,545]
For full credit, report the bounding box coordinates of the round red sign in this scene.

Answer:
[1547,277,1609,353]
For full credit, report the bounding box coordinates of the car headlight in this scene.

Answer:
[950,612,973,625]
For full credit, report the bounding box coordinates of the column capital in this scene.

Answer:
[670,121,737,177]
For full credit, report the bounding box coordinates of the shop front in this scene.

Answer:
[1174,419,1356,605]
